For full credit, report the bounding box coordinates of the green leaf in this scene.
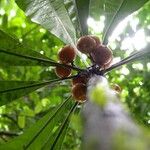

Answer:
[18,115,26,129]
[64,0,80,37]
[105,44,150,73]
[0,29,55,66]
[74,0,90,35]
[0,97,74,150]
[0,80,53,106]
[51,121,69,150]
[15,0,76,44]
[90,0,149,44]
[42,102,78,150]
[0,30,81,70]
[0,76,75,106]
[2,14,8,29]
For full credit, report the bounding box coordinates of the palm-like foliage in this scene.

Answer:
[0,0,149,149]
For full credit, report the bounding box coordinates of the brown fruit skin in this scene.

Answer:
[55,65,71,78]
[90,35,101,45]
[112,84,122,93]
[72,75,88,85]
[90,45,113,68]
[58,45,76,63]
[72,83,87,102]
[77,35,97,54]
[103,55,113,69]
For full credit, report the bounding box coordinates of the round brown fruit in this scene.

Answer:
[90,35,101,45]
[102,55,113,69]
[112,84,122,93]
[72,75,88,85]
[58,45,76,63]
[55,65,71,78]
[90,45,113,68]
[77,35,97,54]
[72,83,87,102]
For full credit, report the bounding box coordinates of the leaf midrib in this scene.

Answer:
[103,0,126,45]
[0,49,82,71]
[0,76,76,93]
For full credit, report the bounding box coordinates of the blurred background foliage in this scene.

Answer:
[0,0,149,149]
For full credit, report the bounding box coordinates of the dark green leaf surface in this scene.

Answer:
[0,29,54,66]
[50,121,69,150]
[0,76,75,106]
[0,81,50,106]
[90,0,149,44]
[0,97,74,150]
[43,102,78,150]
[15,0,76,44]
[50,102,78,150]
[75,0,90,35]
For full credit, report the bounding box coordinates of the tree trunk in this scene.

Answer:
[82,75,149,150]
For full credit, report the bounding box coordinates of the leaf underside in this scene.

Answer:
[89,0,149,44]
[15,0,76,44]
[75,0,90,36]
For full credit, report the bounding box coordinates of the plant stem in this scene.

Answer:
[82,75,142,150]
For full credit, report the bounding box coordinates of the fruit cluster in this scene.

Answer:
[55,45,88,103]
[55,35,113,103]
[55,45,76,78]
[77,35,113,69]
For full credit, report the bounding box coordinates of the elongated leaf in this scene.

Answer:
[50,102,77,150]
[43,102,78,150]
[15,0,76,44]
[51,121,69,150]
[41,114,69,150]
[74,0,90,35]
[0,97,74,150]
[105,44,150,73]
[0,76,75,106]
[0,81,49,106]
[64,0,80,37]
[15,0,90,67]
[90,0,149,44]
[0,30,83,70]
[0,29,55,66]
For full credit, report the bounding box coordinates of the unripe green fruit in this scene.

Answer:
[58,45,76,63]
[72,83,87,102]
